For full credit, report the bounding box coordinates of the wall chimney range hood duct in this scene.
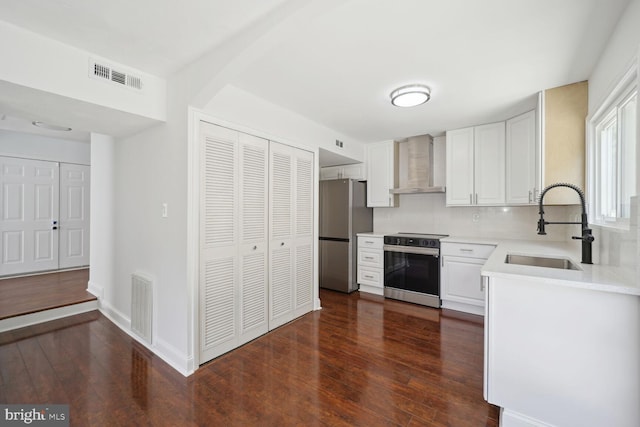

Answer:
[390,134,445,194]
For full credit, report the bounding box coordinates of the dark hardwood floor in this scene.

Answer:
[0,289,498,426]
[0,269,95,320]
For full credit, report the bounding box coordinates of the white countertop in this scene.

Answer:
[356,232,385,238]
[473,238,640,296]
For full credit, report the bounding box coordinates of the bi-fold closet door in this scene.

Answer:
[0,156,90,276]
[198,122,314,364]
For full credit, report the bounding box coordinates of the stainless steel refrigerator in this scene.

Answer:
[319,179,373,293]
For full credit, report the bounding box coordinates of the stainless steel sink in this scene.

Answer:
[504,254,580,270]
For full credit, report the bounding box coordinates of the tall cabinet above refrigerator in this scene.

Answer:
[319,179,373,293]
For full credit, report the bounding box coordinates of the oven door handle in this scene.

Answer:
[383,245,439,256]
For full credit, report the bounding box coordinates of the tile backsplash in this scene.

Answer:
[374,193,638,272]
[373,193,581,242]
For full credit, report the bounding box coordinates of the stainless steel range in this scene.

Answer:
[383,233,448,308]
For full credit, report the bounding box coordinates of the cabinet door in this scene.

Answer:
[506,110,537,204]
[341,163,365,180]
[366,141,397,207]
[445,127,474,206]
[442,255,486,307]
[319,165,342,180]
[474,122,505,205]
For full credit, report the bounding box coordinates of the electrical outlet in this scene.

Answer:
[335,139,344,148]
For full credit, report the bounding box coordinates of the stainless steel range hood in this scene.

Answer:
[391,134,446,194]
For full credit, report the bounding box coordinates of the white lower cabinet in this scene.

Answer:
[357,235,384,295]
[441,242,495,315]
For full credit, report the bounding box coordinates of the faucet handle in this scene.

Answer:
[572,229,594,242]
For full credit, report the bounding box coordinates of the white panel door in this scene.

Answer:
[59,163,90,268]
[474,122,506,205]
[269,141,294,329]
[0,156,59,276]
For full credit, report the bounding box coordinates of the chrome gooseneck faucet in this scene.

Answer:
[537,183,594,264]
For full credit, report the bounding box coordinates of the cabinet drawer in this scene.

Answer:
[357,266,383,287]
[358,249,382,267]
[358,236,383,250]
[441,242,495,259]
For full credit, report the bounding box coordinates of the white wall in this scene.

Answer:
[204,85,366,162]
[0,129,90,164]
[110,78,192,375]
[0,20,166,122]
[589,0,640,112]
[88,133,114,300]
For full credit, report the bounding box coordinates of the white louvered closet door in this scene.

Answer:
[237,132,269,345]
[199,123,241,363]
[293,150,314,317]
[199,122,270,364]
[268,142,294,329]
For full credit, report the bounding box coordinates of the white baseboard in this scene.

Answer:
[501,408,555,427]
[358,285,384,296]
[98,301,193,377]
[0,301,98,333]
[441,300,485,316]
[87,280,104,299]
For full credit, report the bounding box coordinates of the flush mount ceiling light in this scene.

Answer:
[32,121,72,132]
[390,84,431,107]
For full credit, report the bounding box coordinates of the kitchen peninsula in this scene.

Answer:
[480,239,640,427]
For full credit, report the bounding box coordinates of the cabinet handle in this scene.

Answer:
[280,242,285,246]
[364,256,374,260]
[469,194,473,204]
[475,193,478,204]
[528,190,532,203]
[481,276,487,291]
[460,248,474,252]
[533,188,538,202]
[364,275,374,279]
[365,240,374,244]
[253,245,257,250]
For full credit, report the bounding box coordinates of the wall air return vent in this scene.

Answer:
[89,59,143,90]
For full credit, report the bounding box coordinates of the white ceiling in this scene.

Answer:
[0,0,631,144]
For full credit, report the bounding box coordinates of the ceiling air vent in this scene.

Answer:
[89,59,143,91]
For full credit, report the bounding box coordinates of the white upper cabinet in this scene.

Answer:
[366,140,398,207]
[446,127,475,205]
[506,110,538,204]
[320,163,365,181]
[474,122,506,205]
[446,122,505,206]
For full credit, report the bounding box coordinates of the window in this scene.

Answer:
[589,66,637,228]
